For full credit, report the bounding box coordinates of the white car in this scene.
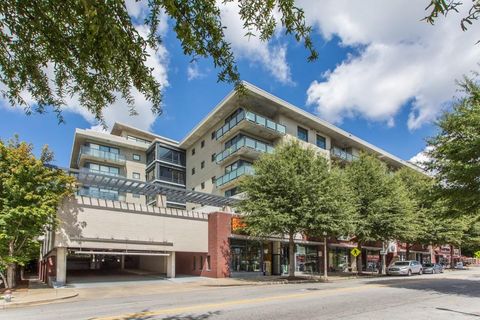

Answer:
[387,260,423,276]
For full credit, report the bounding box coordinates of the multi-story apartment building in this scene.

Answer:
[40,82,435,286]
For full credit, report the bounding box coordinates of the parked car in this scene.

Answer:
[454,262,467,270]
[422,263,444,274]
[387,260,423,276]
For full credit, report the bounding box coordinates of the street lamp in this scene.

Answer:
[323,231,328,281]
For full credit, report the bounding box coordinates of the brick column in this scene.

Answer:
[207,212,232,278]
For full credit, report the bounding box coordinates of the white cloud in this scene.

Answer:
[410,146,433,167]
[217,1,293,85]
[187,62,207,81]
[301,0,480,130]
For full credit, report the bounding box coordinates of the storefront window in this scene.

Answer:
[230,239,264,273]
[328,247,351,272]
[295,245,319,273]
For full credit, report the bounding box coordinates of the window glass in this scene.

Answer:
[146,166,156,182]
[297,126,308,142]
[159,166,185,184]
[316,134,326,149]
[133,172,141,180]
[133,154,141,161]
[201,161,205,169]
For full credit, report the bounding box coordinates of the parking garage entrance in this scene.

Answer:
[65,250,173,286]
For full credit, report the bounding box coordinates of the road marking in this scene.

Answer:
[91,284,384,320]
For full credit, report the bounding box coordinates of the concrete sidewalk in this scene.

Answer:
[1,280,78,309]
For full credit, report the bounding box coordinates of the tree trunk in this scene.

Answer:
[6,264,16,288]
[381,241,386,275]
[0,271,7,289]
[288,232,295,279]
[450,244,454,269]
[406,243,410,260]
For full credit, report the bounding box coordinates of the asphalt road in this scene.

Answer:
[2,269,480,320]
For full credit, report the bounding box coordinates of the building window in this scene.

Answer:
[206,256,211,270]
[200,256,204,270]
[316,134,326,149]
[132,172,141,180]
[159,166,185,185]
[201,161,205,169]
[201,182,205,189]
[211,176,216,183]
[297,126,308,142]
[211,153,216,162]
[158,145,186,166]
[192,148,195,156]
[225,187,238,197]
[192,187,195,191]
[211,131,215,140]
[192,167,195,175]
[133,154,141,161]
[127,135,151,144]
[201,140,205,148]
[193,256,196,270]
[86,162,120,176]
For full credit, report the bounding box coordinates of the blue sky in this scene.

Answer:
[1,1,478,167]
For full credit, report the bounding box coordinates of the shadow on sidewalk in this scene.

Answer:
[114,310,221,320]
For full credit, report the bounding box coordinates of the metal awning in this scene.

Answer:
[67,168,238,207]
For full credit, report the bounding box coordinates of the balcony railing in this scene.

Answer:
[80,167,123,177]
[79,146,126,164]
[216,165,254,187]
[330,146,358,162]
[78,188,125,201]
[215,110,286,140]
[216,137,274,163]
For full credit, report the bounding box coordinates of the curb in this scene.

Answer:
[1,292,79,309]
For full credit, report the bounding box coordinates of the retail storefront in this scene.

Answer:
[328,246,352,272]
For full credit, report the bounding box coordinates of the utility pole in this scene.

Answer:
[323,231,328,281]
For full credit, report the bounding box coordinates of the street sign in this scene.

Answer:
[474,250,480,259]
[351,248,361,257]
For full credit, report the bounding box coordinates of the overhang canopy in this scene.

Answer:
[68,168,238,207]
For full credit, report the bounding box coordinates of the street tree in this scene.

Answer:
[424,0,480,31]
[344,153,415,273]
[0,0,317,125]
[237,141,354,278]
[425,78,480,215]
[0,137,74,288]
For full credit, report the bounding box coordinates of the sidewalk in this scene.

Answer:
[0,280,78,309]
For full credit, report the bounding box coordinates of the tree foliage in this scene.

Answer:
[0,0,317,125]
[426,78,480,215]
[237,140,354,277]
[0,136,74,287]
[424,0,480,31]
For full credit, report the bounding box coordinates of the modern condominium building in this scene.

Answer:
[40,82,446,287]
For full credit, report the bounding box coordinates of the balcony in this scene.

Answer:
[216,137,274,164]
[78,188,125,202]
[330,146,358,162]
[215,110,286,142]
[215,165,254,189]
[77,146,126,167]
[80,167,124,178]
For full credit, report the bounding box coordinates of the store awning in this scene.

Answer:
[65,168,238,207]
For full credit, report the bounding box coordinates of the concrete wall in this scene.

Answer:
[139,256,167,273]
[54,197,209,253]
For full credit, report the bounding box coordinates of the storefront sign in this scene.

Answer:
[231,216,246,233]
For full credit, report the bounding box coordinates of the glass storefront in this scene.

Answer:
[230,239,270,273]
[295,245,320,274]
[328,247,351,272]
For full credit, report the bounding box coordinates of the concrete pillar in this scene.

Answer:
[120,255,125,269]
[156,194,167,207]
[167,252,176,278]
[56,247,67,285]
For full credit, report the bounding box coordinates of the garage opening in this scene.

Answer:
[66,249,171,287]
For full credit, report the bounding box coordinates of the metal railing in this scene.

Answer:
[215,165,254,187]
[330,146,358,162]
[216,137,274,163]
[215,110,286,140]
[80,167,123,177]
[78,188,125,201]
[79,146,126,163]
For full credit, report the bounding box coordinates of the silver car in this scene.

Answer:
[387,260,423,276]
[422,263,444,274]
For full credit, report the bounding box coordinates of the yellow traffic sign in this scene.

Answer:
[474,250,480,259]
[351,248,361,257]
